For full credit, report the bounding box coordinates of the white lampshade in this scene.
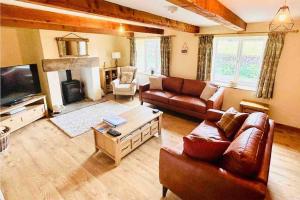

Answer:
[112,52,121,59]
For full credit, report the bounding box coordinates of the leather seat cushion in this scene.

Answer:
[142,90,175,104]
[181,79,206,97]
[235,112,269,139]
[191,120,229,142]
[162,77,183,94]
[169,95,206,113]
[221,127,265,177]
[183,134,230,161]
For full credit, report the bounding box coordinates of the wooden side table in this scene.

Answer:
[240,100,269,114]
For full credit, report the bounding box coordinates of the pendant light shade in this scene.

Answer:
[269,3,294,32]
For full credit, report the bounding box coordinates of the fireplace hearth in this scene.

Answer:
[61,70,84,105]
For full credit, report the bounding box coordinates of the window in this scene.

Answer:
[211,36,267,90]
[135,38,161,74]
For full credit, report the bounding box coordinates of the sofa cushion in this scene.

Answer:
[162,77,183,94]
[217,107,248,138]
[142,90,175,104]
[181,79,206,97]
[221,127,265,177]
[235,112,269,139]
[149,76,163,90]
[114,84,132,92]
[191,120,229,142]
[183,134,230,161]
[200,84,218,101]
[169,95,206,113]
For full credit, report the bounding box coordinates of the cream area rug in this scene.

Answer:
[50,101,129,137]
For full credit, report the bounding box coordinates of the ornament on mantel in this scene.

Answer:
[181,42,188,54]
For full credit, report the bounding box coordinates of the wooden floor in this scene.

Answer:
[1,95,300,200]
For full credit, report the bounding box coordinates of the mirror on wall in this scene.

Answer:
[56,33,89,57]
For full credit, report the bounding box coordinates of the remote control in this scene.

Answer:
[152,109,159,114]
[107,129,122,137]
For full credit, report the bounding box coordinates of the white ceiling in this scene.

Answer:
[219,0,300,23]
[2,0,300,29]
[106,0,218,26]
[108,0,300,26]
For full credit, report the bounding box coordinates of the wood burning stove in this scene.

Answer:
[61,70,83,104]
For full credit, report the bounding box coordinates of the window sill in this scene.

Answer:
[212,82,257,92]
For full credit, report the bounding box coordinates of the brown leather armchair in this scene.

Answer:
[159,109,275,200]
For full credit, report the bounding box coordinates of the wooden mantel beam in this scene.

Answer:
[19,0,199,33]
[0,4,164,36]
[167,0,247,31]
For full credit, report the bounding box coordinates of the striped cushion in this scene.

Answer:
[217,107,248,138]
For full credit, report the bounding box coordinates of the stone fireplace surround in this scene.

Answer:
[42,57,101,110]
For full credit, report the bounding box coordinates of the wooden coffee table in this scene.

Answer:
[93,106,163,166]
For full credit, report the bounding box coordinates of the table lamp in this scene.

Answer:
[112,52,121,67]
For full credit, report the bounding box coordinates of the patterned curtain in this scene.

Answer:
[129,37,136,66]
[160,36,172,76]
[256,32,285,99]
[197,35,214,81]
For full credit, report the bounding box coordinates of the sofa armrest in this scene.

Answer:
[139,83,150,102]
[159,146,266,200]
[207,87,225,110]
[206,109,224,121]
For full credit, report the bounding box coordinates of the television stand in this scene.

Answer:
[0,95,48,135]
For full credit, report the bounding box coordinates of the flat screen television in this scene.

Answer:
[0,64,41,106]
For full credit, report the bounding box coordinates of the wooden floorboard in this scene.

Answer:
[1,94,299,200]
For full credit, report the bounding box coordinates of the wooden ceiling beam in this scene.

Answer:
[167,0,247,31]
[0,4,163,36]
[19,0,199,33]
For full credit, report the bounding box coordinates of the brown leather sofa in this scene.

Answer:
[159,109,275,200]
[139,77,224,119]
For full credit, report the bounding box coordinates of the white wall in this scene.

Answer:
[0,27,49,105]
[199,22,300,128]
[37,29,123,108]
[123,23,300,128]
[80,67,101,100]
[0,27,126,109]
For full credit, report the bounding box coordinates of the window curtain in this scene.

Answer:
[197,35,214,81]
[160,36,172,76]
[256,32,285,99]
[129,37,136,66]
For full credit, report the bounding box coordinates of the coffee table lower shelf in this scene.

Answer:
[93,107,162,166]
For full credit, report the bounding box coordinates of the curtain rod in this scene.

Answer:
[194,29,299,36]
[130,35,176,39]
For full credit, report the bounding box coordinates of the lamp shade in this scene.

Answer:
[112,52,121,59]
[269,5,294,31]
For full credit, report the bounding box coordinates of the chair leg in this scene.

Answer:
[114,95,116,100]
[131,95,134,100]
[162,186,168,197]
[140,101,143,105]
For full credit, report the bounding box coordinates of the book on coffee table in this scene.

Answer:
[102,115,127,127]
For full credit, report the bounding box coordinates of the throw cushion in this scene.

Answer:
[200,84,217,101]
[120,72,134,84]
[217,107,248,138]
[183,134,230,161]
[149,76,163,90]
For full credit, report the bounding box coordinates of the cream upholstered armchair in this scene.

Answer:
[111,66,137,100]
